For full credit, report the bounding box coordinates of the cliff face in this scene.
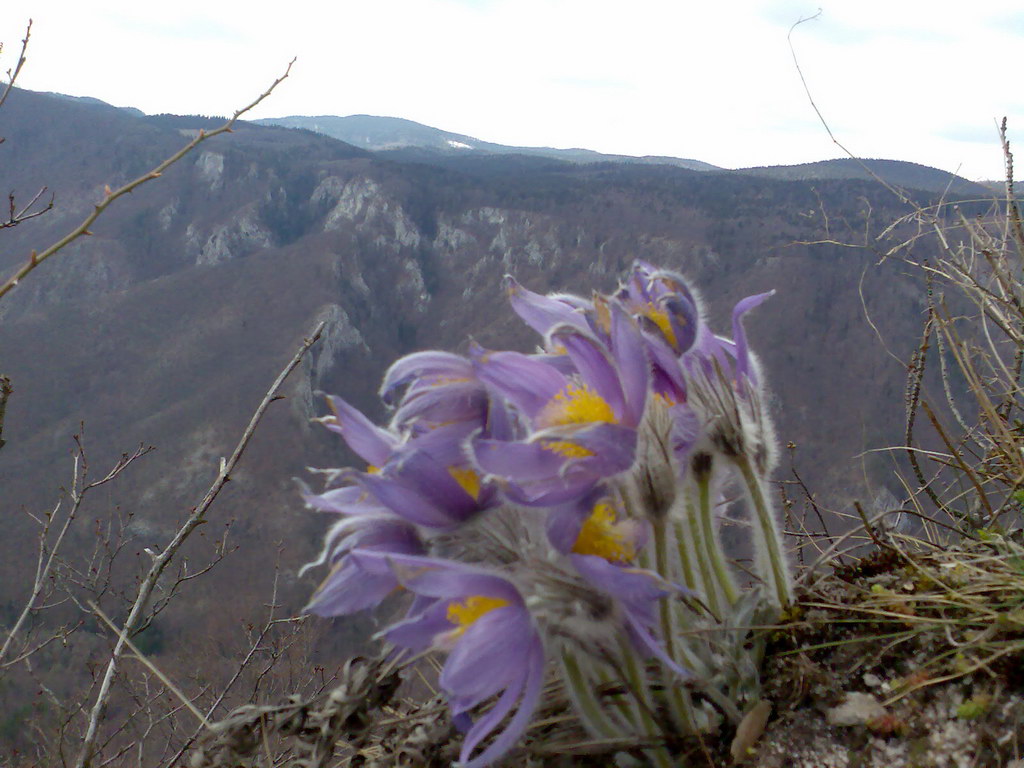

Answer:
[0,87,953,652]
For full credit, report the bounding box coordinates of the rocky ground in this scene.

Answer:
[745,539,1024,768]
[193,533,1024,768]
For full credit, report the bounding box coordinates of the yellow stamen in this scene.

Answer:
[446,595,510,638]
[641,303,678,349]
[448,466,481,500]
[430,375,472,386]
[652,391,678,407]
[593,294,612,335]
[572,502,637,563]
[542,440,595,459]
[366,464,381,474]
[542,384,617,426]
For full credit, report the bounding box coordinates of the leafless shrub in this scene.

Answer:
[0,29,338,767]
[874,121,1024,538]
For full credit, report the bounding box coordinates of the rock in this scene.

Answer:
[731,700,772,763]
[862,673,883,688]
[825,692,886,726]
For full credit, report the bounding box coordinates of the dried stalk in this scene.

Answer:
[0,442,151,668]
[0,19,31,114]
[74,320,324,768]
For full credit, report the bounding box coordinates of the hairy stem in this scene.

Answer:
[735,455,792,608]
[697,472,739,606]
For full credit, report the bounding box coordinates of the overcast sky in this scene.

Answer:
[3,0,1021,180]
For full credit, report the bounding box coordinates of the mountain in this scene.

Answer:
[254,114,987,196]
[0,86,986,740]
[254,114,721,171]
[736,157,989,196]
[37,90,146,117]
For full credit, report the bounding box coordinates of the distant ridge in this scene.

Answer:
[735,157,988,196]
[253,114,721,172]
[256,115,988,195]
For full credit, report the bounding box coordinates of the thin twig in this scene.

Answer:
[0,58,295,301]
[87,600,211,729]
[0,19,31,113]
[2,186,55,230]
[0,374,11,451]
[74,320,323,768]
[0,443,150,668]
[787,10,914,207]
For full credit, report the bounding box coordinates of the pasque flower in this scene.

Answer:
[352,551,545,768]
[470,303,649,506]
[301,262,791,766]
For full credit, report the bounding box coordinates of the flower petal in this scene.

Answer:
[547,326,626,422]
[731,290,774,388]
[473,350,566,419]
[659,293,700,355]
[379,351,475,405]
[322,395,397,467]
[357,472,463,528]
[545,491,603,553]
[304,561,399,616]
[459,636,545,768]
[390,381,488,432]
[351,551,521,603]
[610,302,650,425]
[505,275,589,337]
[441,605,533,702]
[384,601,453,651]
[299,483,386,516]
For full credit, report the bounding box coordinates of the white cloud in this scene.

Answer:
[3,0,1023,178]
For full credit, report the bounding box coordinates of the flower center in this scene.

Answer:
[448,466,481,500]
[544,384,617,426]
[641,303,678,349]
[541,440,595,459]
[572,502,637,563]
[446,595,510,637]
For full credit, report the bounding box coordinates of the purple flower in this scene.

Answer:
[299,262,784,760]
[726,289,774,392]
[355,442,496,529]
[504,276,592,338]
[469,314,649,505]
[615,261,702,356]
[314,386,497,529]
[320,394,398,469]
[569,554,690,679]
[353,551,545,768]
[379,351,489,436]
[299,484,424,616]
[546,490,648,561]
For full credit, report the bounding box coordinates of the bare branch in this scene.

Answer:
[0,442,150,668]
[2,186,55,230]
[0,19,31,114]
[74,320,324,768]
[0,374,10,451]
[88,600,211,729]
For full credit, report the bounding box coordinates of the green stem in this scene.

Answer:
[653,520,678,659]
[652,520,699,734]
[697,472,740,606]
[688,499,721,618]
[560,650,619,738]
[618,639,675,768]
[735,455,792,608]
[673,503,699,592]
